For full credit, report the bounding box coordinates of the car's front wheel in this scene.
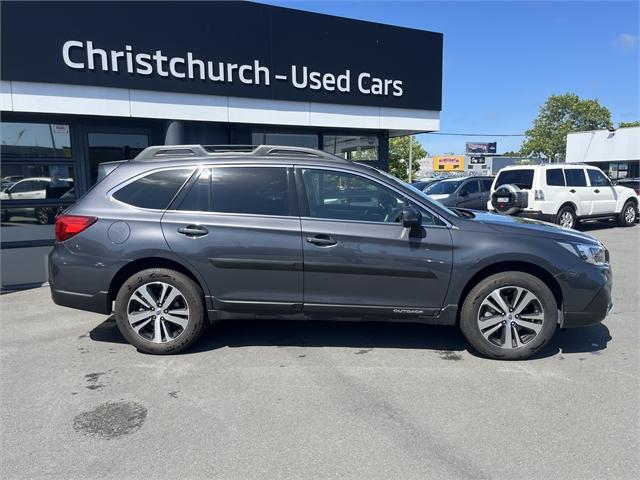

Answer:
[460,272,557,360]
[115,268,206,354]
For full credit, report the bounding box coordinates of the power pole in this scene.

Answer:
[408,135,413,183]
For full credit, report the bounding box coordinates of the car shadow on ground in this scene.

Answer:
[576,220,622,232]
[89,316,611,359]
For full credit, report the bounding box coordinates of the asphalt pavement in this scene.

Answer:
[1,223,638,480]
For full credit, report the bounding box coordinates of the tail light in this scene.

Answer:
[55,215,98,242]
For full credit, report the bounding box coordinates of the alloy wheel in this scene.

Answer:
[476,286,545,349]
[624,205,636,224]
[560,211,574,228]
[127,282,190,343]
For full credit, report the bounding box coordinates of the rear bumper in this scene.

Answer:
[50,287,111,314]
[48,243,115,315]
[516,210,556,223]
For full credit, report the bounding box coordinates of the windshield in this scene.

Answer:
[360,165,459,217]
[425,179,463,195]
[495,169,534,189]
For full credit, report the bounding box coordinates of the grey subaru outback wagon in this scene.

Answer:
[49,145,612,360]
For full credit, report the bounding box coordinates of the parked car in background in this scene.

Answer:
[50,145,613,360]
[487,164,638,229]
[0,177,74,224]
[616,177,640,196]
[424,176,494,210]
[410,179,439,191]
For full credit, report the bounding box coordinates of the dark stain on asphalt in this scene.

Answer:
[439,351,462,361]
[73,401,147,439]
[168,391,179,398]
[298,354,306,358]
[355,348,373,355]
[85,371,107,390]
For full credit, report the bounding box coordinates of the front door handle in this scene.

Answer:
[569,189,576,193]
[594,189,600,193]
[306,234,337,247]
[177,225,209,237]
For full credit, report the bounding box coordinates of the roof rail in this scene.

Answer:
[133,144,348,162]
[134,145,210,160]
[252,145,345,161]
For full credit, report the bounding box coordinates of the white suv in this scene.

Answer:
[487,164,638,229]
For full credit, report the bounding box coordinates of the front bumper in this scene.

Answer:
[558,259,613,328]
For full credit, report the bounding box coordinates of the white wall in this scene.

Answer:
[566,127,640,163]
[0,80,440,133]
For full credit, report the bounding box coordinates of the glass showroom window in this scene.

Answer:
[251,132,319,149]
[1,122,76,237]
[323,135,379,162]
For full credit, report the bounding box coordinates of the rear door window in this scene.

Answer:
[113,168,194,209]
[211,167,292,216]
[178,169,211,212]
[462,180,480,194]
[564,169,587,187]
[495,169,534,189]
[546,169,565,186]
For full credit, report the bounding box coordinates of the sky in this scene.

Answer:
[261,0,639,155]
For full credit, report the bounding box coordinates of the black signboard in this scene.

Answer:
[466,142,497,154]
[1,1,443,111]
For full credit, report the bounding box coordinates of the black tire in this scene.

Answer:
[115,268,206,354]
[616,201,637,227]
[34,207,54,225]
[460,272,557,360]
[556,205,576,229]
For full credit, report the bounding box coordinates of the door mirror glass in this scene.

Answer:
[401,205,422,228]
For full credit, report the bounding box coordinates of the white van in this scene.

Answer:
[487,164,638,228]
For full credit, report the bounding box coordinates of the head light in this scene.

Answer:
[559,242,608,265]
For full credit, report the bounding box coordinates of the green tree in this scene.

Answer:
[520,93,612,162]
[501,150,521,157]
[389,136,427,182]
[619,121,640,128]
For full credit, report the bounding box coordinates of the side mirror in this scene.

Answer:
[610,180,617,186]
[402,205,422,228]
[459,190,469,197]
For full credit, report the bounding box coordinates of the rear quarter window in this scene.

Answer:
[546,169,565,186]
[495,169,534,190]
[113,168,194,209]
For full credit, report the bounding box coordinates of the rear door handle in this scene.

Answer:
[569,189,576,193]
[177,225,209,237]
[306,234,337,247]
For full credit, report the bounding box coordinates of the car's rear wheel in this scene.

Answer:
[115,268,206,354]
[460,272,557,360]
[556,205,576,229]
[616,201,637,227]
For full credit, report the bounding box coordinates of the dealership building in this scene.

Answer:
[0,1,443,289]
